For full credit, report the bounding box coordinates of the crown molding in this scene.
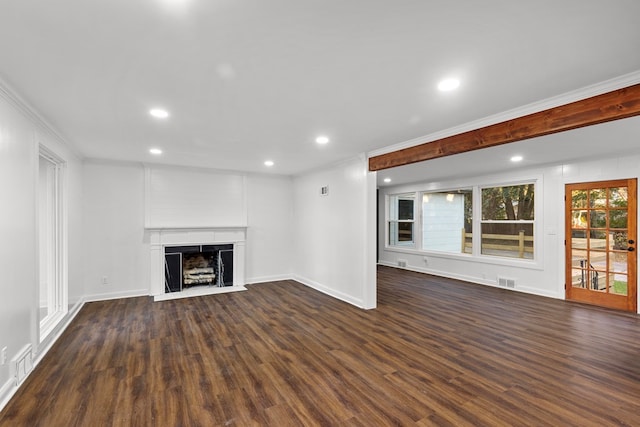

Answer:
[368,70,640,158]
[0,75,82,158]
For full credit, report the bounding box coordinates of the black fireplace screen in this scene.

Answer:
[164,244,234,292]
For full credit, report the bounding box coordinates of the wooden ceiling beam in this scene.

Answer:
[368,84,640,171]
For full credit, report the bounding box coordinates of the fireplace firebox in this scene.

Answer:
[164,244,234,293]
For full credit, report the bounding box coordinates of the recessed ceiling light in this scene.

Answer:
[315,136,330,145]
[511,155,523,162]
[149,148,163,155]
[149,108,169,119]
[437,78,460,92]
[383,178,391,183]
[264,160,274,167]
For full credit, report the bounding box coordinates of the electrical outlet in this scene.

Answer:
[1,346,7,365]
[102,276,108,286]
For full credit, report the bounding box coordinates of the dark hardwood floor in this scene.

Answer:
[2,266,640,426]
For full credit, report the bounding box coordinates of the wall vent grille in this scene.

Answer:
[11,344,33,386]
[498,277,516,288]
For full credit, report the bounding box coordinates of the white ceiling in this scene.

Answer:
[1,1,639,176]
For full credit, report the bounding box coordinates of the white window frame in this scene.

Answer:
[420,188,473,255]
[386,192,418,248]
[38,145,68,342]
[476,180,537,261]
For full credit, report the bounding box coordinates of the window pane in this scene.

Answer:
[571,190,587,209]
[422,190,472,253]
[389,221,398,245]
[590,210,606,228]
[482,184,534,220]
[481,223,533,259]
[398,198,414,220]
[389,193,415,220]
[571,210,588,228]
[589,189,607,208]
[589,250,606,271]
[398,222,413,242]
[609,187,628,208]
[389,221,414,245]
[611,273,628,296]
[571,268,586,288]
[589,230,607,250]
[609,251,628,273]
[609,209,627,229]
[611,231,628,250]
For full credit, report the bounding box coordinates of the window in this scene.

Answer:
[422,190,472,253]
[388,193,415,246]
[481,183,535,259]
[39,146,68,341]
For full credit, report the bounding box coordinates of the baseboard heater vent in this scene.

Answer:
[11,344,33,386]
[497,277,516,289]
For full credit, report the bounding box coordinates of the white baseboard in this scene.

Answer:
[0,298,85,413]
[34,299,85,366]
[377,261,560,299]
[293,275,365,308]
[0,376,15,413]
[83,288,150,303]
[246,274,293,284]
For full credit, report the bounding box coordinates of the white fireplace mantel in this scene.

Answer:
[147,226,247,301]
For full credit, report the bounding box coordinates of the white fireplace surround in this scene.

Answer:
[148,227,247,301]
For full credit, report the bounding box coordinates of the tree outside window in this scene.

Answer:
[481,184,535,259]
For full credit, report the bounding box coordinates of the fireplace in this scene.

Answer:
[147,227,246,301]
[165,244,234,292]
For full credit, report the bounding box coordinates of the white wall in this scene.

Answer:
[246,174,293,283]
[292,156,377,309]
[145,166,247,228]
[82,161,295,297]
[0,87,83,405]
[82,160,148,300]
[0,92,37,397]
[378,153,640,312]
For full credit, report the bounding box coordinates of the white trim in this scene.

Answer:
[37,145,69,342]
[383,174,544,269]
[148,227,247,299]
[154,285,247,302]
[293,274,365,308]
[84,289,150,303]
[0,378,14,414]
[363,169,378,309]
[0,76,81,158]
[377,262,560,299]
[368,70,640,158]
[0,299,85,413]
[246,274,293,284]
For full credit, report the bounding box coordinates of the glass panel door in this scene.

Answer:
[565,179,637,312]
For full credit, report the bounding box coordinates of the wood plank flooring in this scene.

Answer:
[2,266,640,426]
